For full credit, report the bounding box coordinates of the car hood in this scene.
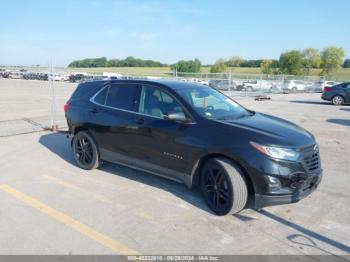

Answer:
[218,112,315,148]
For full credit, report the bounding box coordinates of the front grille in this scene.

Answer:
[302,146,320,173]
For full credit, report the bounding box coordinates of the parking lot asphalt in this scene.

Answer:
[0,79,349,256]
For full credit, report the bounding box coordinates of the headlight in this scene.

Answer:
[250,142,300,161]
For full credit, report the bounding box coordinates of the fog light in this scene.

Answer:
[267,176,279,184]
[266,175,281,190]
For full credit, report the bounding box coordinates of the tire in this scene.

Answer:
[332,95,344,106]
[72,131,101,170]
[246,86,253,92]
[201,158,248,215]
[291,87,297,93]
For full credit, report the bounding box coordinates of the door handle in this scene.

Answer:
[134,118,145,125]
[90,108,99,114]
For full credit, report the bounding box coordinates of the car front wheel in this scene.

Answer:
[72,131,101,170]
[332,95,344,105]
[201,158,248,215]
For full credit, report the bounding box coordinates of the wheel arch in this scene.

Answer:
[73,126,88,135]
[331,94,345,100]
[189,153,255,195]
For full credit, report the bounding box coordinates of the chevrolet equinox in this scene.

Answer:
[65,80,322,215]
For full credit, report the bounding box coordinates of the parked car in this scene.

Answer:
[321,82,350,105]
[209,80,235,91]
[242,80,273,92]
[38,73,48,81]
[9,72,23,79]
[0,71,10,78]
[68,74,85,83]
[282,80,311,92]
[65,80,322,215]
[49,74,67,81]
[23,72,48,81]
[304,81,339,93]
[187,78,209,86]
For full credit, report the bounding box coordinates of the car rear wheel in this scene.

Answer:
[201,158,248,215]
[73,131,101,170]
[332,95,344,105]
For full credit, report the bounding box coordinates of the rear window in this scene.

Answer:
[335,84,345,89]
[105,84,139,111]
[70,81,105,102]
[341,83,350,89]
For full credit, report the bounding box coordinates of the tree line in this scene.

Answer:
[207,46,347,77]
[68,46,349,77]
[68,56,167,68]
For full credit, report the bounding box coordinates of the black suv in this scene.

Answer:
[321,82,350,105]
[65,80,322,215]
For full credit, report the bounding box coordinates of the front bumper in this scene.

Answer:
[254,170,322,209]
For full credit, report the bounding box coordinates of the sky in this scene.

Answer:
[0,0,349,67]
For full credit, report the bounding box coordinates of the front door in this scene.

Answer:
[127,84,196,181]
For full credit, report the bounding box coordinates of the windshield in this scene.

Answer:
[175,85,250,120]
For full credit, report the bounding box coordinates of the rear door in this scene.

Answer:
[89,82,141,159]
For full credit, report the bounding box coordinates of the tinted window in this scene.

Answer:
[70,82,104,101]
[105,84,138,111]
[335,84,345,89]
[94,86,108,105]
[139,85,184,118]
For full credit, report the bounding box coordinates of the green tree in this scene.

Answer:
[320,46,345,76]
[240,60,262,67]
[227,56,244,67]
[302,48,321,74]
[279,50,304,75]
[107,59,120,67]
[260,60,273,74]
[68,57,167,68]
[210,59,227,73]
[343,59,350,68]
[173,59,201,73]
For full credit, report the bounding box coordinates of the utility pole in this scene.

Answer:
[49,59,58,131]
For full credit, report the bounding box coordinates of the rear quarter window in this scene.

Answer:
[70,81,105,102]
[94,87,108,105]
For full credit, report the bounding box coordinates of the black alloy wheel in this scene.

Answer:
[201,158,248,215]
[202,163,231,212]
[73,131,101,170]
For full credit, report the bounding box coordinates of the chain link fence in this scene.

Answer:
[120,71,327,97]
[0,67,344,137]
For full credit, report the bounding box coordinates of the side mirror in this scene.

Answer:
[164,112,190,123]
